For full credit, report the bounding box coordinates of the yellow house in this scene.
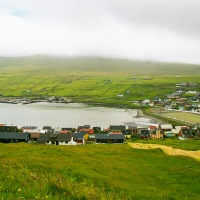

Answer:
[150,129,164,139]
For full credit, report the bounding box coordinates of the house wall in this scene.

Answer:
[46,141,70,145]
[58,141,69,145]
[46,141,52,145]
[0,138,27,143]
[75,140,84,144]
[96,139,124,144]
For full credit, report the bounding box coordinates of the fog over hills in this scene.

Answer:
[0,0,200,64]
[0,56,199,76]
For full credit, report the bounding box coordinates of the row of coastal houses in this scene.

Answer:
[0,123,199,145]
[140,124,195,139]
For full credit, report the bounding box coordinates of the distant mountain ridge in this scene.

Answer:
[0,56,199,76]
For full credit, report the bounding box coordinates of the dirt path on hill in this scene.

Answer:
[128,143,200,161]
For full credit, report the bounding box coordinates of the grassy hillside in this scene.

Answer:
[0,142,199,199]
[0,141,200,200]
[0,56,199,102]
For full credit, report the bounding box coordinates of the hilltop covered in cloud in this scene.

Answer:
[0,0,200,64]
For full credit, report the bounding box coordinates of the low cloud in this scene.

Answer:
[0,0,200,64]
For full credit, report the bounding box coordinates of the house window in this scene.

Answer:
[65,141,68,144]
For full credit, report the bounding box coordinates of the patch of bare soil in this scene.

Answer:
[128,143,200,161]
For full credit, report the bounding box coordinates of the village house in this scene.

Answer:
[117,94,124,98]
[0,132,31,143]
[77,125,90,130]
[109,125,126,132]
[140,130,150,139]
[93,127,101,134]
[37,133,75,145]
[59,127,73,133]
[21,126,38,132]
[159,124,173,132]
[30,133,40,142]
[78,128,94,134]
[194,127,200,138]
[150,129,164,139]
[164,131,174,138]
[179,127,194,139]
[21,126,41,142]
[172,126,186,136]
[0,125,18,132]
[87,134,96,143]
[40,126,52,133]
[128,125,138,133]
[72,132,88,145]
[122,129,132,139]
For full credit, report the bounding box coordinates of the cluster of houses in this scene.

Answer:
[0,123,199,145]
[133,82,200,112]
[0,96,72,104]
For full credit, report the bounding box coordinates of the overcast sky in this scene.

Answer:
[0,0,200,64]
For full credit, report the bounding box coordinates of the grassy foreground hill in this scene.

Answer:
[0,141,200,199]
[0,56,199,104]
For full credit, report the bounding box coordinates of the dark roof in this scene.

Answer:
[140,130,150,136]
[122,130,132,135]
[61,128,73,131]
[38,133,71,143]
[42,126,52,130]
[37,133,51,143]
[21,126,38,130]
[128,125,137,129]
[151,129,164,134]
[95,134,125,140]
[0,126,18,132]
[72,132,85,140]
[78,125,90,129]
[110,125,126,131]
[0,132,30,140]
[57,134,71,142]
[181,128,193,136]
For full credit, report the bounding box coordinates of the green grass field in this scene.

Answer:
[0,56,199,104]
[160,111,200,124]
[0,141,200,199]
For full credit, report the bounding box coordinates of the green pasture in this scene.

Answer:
[160,111,200,124]
[0,142,200,199]
[0,56,199,102]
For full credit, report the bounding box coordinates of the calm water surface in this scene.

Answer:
[0,102,154,129]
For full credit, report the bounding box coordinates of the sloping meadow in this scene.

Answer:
[0,56,199,101]
[0,142,200,199]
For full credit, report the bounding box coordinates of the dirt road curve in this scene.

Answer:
[128,143,200,161]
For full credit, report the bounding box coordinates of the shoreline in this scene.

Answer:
[0,97,167,126]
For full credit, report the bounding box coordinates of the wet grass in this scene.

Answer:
[0,142,200,199]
